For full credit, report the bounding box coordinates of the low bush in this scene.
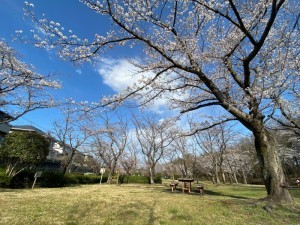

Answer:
[38,171,65,188]
[121,175,149,184]
[64,173,102,185]
[248,178,264,185]
[0,170,103,188]
[64,173,79,185]
[9,170,35,188]
[0,171,11,188]
[153,174,162,184]
[99,175,108,183]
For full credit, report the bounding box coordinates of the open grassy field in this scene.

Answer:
[0,181,299,225]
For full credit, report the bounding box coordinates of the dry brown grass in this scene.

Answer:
[0,182,299,225]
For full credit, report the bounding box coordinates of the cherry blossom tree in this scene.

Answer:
[0,41,60,122]
[51,102,91,174]
[88,113,128,184]
[170,134,197,178]
[23,0,300,203]
[120,137,139,175]
[133,114,174,184]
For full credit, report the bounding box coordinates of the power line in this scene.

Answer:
[13,116,51,132]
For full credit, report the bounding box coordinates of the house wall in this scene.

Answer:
[0,123,11,143]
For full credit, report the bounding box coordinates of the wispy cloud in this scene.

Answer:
[96,57,169,113]
[96,57,194,116]
[75,69,82,74]
[97,58,138,92]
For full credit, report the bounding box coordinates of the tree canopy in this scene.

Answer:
[0,131,50,177]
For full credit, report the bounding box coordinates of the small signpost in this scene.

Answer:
[32,171,42,189]
[99,168,105,184]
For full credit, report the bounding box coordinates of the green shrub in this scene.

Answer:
[84,174,103,184]
[9,170,35,188]
[74,174,97,184]
[153,174,162,184]
[121,175,149,184]
[64,173,79,185]
[0,170,103,188]
[64,173,102,185]
[248,178,264,185]
[0,167,6,173]
[38,171,65,188]
[0,172,11,188]
[99,175,108,183]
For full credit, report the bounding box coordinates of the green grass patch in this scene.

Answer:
[0,182,299,224]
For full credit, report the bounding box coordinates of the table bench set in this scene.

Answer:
[170,178,204,194]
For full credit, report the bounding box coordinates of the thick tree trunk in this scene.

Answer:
[253,128,293,203]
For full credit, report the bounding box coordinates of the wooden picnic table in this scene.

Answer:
[177,178,194,193]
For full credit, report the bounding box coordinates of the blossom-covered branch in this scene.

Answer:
[0,41,60,122]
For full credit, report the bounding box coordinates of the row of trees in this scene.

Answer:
[1,109,298,188]
[49,103,299,188]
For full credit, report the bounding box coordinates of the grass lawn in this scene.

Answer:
[0,181,299,225]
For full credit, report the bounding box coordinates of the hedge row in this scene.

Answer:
[119,175,162,184]
[0,170,103,188]
[120,175,149,184]
[0,170,162,188]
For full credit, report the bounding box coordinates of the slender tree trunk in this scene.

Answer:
[107,171,113,184]
[233,172,239,184]
[62,148,76,175]
[6,161,24,177]
[6,163,14,176]
[212,176,216,184]
[228,173,233,184]
[214,164,220,184]
[116,170,119,185]
[221,170,226,184]
[253,128,293,203]
[242,170,247,184]
[149,166,155,184]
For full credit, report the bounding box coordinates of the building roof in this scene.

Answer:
[11,125,45,135]
[0,123,11,134]
[0,110,13,122]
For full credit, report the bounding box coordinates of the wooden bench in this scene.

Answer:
[170,182,178,192]
[197,184,204,194]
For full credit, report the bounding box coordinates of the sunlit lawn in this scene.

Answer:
[0,181,299,225]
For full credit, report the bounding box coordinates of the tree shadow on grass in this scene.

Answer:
[202,189,252,200]
[0,188,26,193]
[163,187,251,200]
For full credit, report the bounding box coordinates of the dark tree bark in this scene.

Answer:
[253,127,292,202]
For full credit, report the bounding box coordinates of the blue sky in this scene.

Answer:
[0,0,248,136]
[0,0,151,131]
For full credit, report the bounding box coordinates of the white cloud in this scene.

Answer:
[75,69,82,74]
[97,58,138,92]
[96,58,170,113]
